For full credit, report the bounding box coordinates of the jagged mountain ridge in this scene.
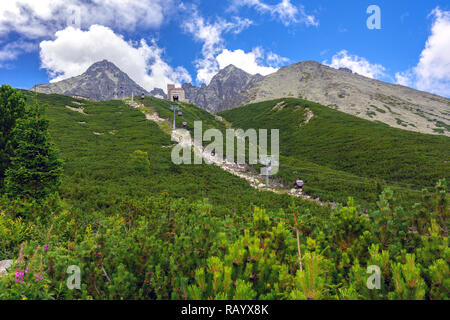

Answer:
[183,61,449,136]
[149,87,167,100]
[183,65,264,113]
[32,60,150,101]
[31,59,449,136]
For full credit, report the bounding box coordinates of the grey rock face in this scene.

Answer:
[339,67,353,74]
[32,60,149,101]
[150,88,167,100]
[0,260,13,275]
[183,65,264,113]
[243,61,450,136]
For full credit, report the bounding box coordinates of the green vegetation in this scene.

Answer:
[396,118,408,127]
[435,121,450,132]
[0,90,448,300]
[0,179,447,300]
[15,91,307,216]
[5,105,63,199]
[373,106,386,114]
[220,98,450,206]
[0,85,27,190]
[141,96,227,135]
[0,85,62,199]
[367,111,377,118]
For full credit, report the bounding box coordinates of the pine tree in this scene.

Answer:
[4,104,63,199]
[0,85,26,190]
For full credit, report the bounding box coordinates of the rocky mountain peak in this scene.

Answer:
[183,65,265,113]
[298,60,321,66]
[32,60,149,101]
[222,64,238,72]
[211,64,263,82]
[85,59,121,74]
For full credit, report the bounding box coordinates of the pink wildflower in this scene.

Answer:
[35,273,44,282]
[15,271,24,283]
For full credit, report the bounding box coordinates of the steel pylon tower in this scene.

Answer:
[170,105,180,130]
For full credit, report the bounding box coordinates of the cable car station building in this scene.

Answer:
[167,84,189,103]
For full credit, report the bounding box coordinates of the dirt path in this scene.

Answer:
[125,100,335,208]
[65,105,86,114]
[301,108,314,126]
[126,100,171,134]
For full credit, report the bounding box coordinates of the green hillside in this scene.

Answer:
[16,91,322,216]
[0,89,447,300]
[141,96,228,134]
[219,98,450,206]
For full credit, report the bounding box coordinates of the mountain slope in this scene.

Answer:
[243,61,450,136]
[19,89,449,209]
[19,90,319,215]
[32,60,149,101]
[3,90,446,300]
[183,65,263,113]
[219,98,450,205]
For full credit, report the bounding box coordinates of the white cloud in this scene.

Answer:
[324,50,386,79]
[395,71,413,87]
[183,9,287,84]
[267,51,291,67]
[393,8,450,97]
[0,40,36,66]
[216,47,288,75]
[230,0,318,27]
[0,0,172,39]
[39,25,191,92]
[0,0,174,68]
[413,8,450,96]
[182,9,253,84]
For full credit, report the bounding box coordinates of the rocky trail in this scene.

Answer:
[65,104,86,114]
[125,100,335,208]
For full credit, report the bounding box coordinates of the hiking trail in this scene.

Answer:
[125,100,335,208]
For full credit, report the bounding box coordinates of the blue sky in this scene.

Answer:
[0,0,449,97]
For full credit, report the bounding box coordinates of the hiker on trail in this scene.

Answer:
[294,179,304,190]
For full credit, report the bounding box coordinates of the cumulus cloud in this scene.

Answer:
[324,50,386,79]
[230,0,318,27]
[0,0,172,39]
[413,8,450,96]
[216,47,288,75]
[0,0,174,69]
[39,25,191,92]
[393,8,450,97]
[182,9,253,84]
